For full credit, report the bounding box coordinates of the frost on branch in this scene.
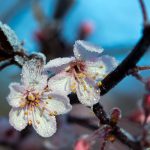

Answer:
[0,21,22,53]
[45,40,118,106]
[7,57,72,137]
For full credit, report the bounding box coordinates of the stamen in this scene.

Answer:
[77,73,86,79]
[49,111,58,116]
[28,120,32,125]
[70,82,76,93]
[24,112,28,115]
[27,93,35,101]
[48,96,52,99]
[97,81,102,87]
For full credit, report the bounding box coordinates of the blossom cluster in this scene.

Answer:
[7,40,117,137]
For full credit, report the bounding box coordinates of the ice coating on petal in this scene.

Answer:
[9,108,27,131]
[41,92,72,115]
[15,52,46,66]
[44,57,75,74]
[31,107,56,137]
[85,55,118,80]
[48,72,74,94]
[0,21,22,52]
[21,58,48,91]
[73,40,103,60]
[76,77,100,106]
[7,82,25,107]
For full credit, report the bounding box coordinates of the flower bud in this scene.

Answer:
[74,138,90,150]
[79,22,94,39]
[110,107,121,125]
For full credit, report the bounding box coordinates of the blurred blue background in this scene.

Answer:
[0,0,150,115]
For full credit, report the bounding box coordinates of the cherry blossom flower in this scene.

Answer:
[7,57,72,137]
[45,40,117,106]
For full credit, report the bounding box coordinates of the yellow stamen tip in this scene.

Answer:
[28,120,32,125]
[97,81,102,87]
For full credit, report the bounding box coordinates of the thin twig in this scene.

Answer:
[136,66,150,71]
[132,72,145,83]
[139,0,149,25]
[0,60,14,71]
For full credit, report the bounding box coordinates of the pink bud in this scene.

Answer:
[81,22,94,35]
[79,22,94,39]
[129,108,150,124]
[110,107,121,124]
[74,139,90,150]
[34,31,46,42]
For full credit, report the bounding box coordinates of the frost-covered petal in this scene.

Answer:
[76,78,100,106]
[32,107,56,137]
[85,55,118,80]
[44,57,75,74]
[7,82,25,107]
[9,108,27,131]
[15,52,46,66]
[73,40,103,60]
[41,93,72,115]
[48,72,74,94]
[21,58,48,91]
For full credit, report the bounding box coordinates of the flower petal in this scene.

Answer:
[7,82,25,107]
[85,55,118,80]
[9,108,27,131]
[41,93,72,115]
[73,40,103,60]
[76,77,100,106]
[44,57,75,74]
[21,58,48,91]
[48,72,74,94]
[31,107,56,137]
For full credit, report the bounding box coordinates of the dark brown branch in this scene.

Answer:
[92,26,150,150]
[69,26,150,149]
[132,72,145,83]
[99,26,150,95]
[93,104,141,150]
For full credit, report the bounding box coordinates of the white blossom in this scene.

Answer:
[45,40,118,106]
[7,57,72,137]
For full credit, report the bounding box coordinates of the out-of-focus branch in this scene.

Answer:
[139,0,149,25]
[54,0,75,20]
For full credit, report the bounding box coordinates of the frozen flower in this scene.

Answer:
[45,40,117,106]
[7,57,72,137]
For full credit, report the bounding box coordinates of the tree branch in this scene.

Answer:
[69,26,150,149]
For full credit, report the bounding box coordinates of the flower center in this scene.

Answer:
[26,92,40,107]
[66,60,86,74]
